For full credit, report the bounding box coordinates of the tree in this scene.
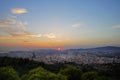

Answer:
[21,67,67,80]
[81,71,101,80]
[0,66,20,80]
[59,66,82,80]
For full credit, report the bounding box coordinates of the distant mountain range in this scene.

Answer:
[68,46,120,50]
[67,46,120,57]
[88,46,120,50]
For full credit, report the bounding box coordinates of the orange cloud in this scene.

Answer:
[11,8,27,14]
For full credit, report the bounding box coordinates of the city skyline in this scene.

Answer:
[0,0,120,51]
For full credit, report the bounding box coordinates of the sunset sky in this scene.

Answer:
[0,0,120,51]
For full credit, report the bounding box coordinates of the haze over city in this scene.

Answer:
[0,0,120,51]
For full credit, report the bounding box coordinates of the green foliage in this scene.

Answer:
[21,67,67,80]
[81,71,101,80]
[0,57,66,76]
[57,74,67,80]
[0,57,119,80]
[59,66,82,80]
[0,66,20,80]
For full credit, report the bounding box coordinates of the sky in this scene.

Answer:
[0,0,120,51]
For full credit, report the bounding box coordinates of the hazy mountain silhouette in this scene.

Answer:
[89,46,120,50]
[67,46,120,57]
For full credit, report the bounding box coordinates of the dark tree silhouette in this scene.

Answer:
[59,66,82,80]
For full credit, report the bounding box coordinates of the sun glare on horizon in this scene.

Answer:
[56,47,63,51]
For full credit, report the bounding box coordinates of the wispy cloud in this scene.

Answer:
[0,16,43,39]
[0,15,57,40]
[11,8,27,14]
[9,33,42,38]
[0,18,12,27]
[0,33,42,40]
[44,33,56,39]
[0,22,8,27]
[72,23,84,28]
[112,25,120,28]
[0,16,27,35]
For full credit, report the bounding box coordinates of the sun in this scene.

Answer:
[56,47,63,51]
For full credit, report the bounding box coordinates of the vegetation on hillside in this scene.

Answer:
[0,57,119,80]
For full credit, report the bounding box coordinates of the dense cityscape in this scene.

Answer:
[0,46,120,64]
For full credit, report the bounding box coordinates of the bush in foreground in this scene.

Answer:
[21,67,67,80]
[0,66,20,80]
